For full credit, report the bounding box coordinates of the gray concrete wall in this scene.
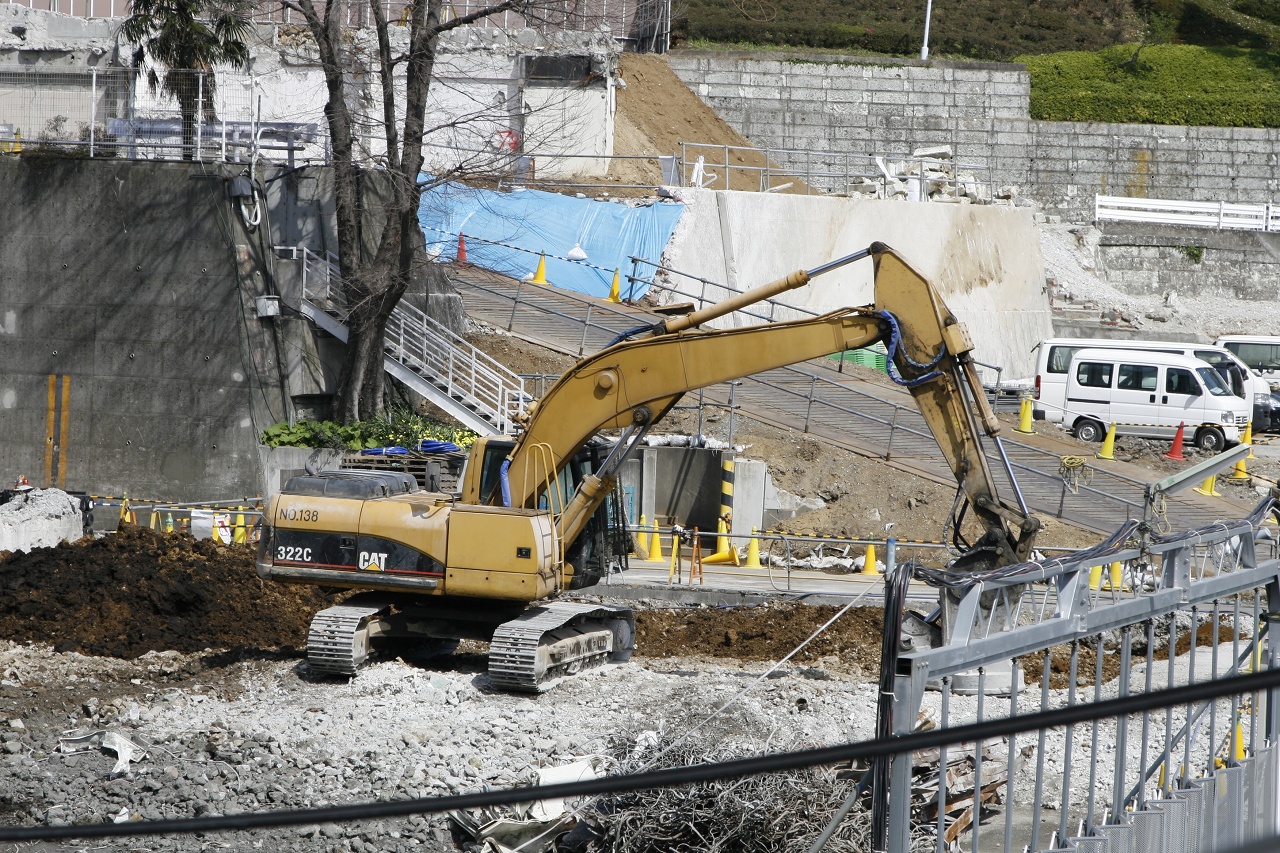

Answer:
[666,51,1280,225]
[1096,223,1280,302]
[0,157,287,500]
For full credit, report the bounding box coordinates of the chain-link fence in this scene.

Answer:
[0,66,325,163]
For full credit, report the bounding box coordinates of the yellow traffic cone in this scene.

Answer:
[1088,563,1104,591]
[1193,475,1223,498]
[1013,396,1035,435]
[233,509,248,544]
[531,254,548,285]
[1228,455,1250,482]
[744,527,762,569]
[1244,422,1256,459]
[608,268,621,303]
[649,520,663,562]
[861,542,880,575]
[1096,423,1117,460]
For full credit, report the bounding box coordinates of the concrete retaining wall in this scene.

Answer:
[663,187,1054,378]
[1097,222,1280,302]
[666,51,1280,225]
[0,157,287,500]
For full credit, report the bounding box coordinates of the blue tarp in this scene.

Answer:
[418,181,685,300]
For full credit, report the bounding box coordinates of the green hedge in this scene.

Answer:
[1022,44,1280,126]
[261,408,478,451]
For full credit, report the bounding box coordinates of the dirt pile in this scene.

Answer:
[0,525,329,659]
[635,602,886,673]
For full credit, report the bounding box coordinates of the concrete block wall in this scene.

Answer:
[667,51,1280,225]
[1096,223,1280,305]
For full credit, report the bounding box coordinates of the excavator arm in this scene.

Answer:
[497,243,1039,572]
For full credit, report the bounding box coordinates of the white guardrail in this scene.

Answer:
[1096,194,1280,232]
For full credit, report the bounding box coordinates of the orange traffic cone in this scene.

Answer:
[456,233,469,266]
[1164,423,1187,461]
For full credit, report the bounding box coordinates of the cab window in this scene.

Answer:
[1226,342,1280,371]
[1166,368,1201,396]
[1048,346,1083,374]
[1076,361,1113,388]
[1117,364,1157,391]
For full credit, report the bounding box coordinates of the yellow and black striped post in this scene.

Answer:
[717,456,733,554]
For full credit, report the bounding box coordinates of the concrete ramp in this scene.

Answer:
[662,189,1053,379]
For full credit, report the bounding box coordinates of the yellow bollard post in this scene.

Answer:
[1096,423,1117,460]
[608,268,621,303]
[649,520,663,562]
[1193,475,1223,498]
[1089,563,1104,591]
[1244,422,1256,459]
[234,508,248,544]
[1013,396,1035,435]
[1233,721,1246,762]
[744,527,762,569]
[1106,561,1124,591]
[531,254,548,285]
[861,542,880,575]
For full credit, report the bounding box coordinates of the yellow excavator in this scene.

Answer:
[257,243,1041,690]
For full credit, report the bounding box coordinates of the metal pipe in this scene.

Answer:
[991,435,1030,519]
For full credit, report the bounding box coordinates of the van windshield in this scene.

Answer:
[1195,350,1245,396]
[1224,341,1280,371]
[1196,367,1232,397]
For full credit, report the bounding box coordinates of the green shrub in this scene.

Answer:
[261,409,477,451]
[1021,43,1280,125]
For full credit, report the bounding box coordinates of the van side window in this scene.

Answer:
[1048,346,1081,374]
[1118,364,1157,391]
[1167,368,1201,396]
[1076,361,1113,388]
[1229,342,1280,371]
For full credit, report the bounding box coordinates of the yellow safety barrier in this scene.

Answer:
[1095,422,1117,460]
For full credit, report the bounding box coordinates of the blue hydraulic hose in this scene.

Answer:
[877,310,947,387]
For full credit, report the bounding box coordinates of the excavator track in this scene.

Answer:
[306,600,391,676]
[488,602,635,693]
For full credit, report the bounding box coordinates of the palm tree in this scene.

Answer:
[120,0,253,161]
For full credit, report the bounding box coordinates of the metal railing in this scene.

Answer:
[1,0,671,45]
[876,502,1280,852]
[1096,194,1280,232]
[0,66,322,164]
[280,247,527,435]
[677,142,997,200]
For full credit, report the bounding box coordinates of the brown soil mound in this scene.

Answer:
[635,602,885,673]
[0,525,329,659]
[608,54,808,194]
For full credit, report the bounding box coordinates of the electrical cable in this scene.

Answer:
[3,665,1280,843]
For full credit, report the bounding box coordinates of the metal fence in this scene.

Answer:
[1,0,673,49]
[0,66,324,164]
[875,500,1280,852]
[1095,195,1280,232]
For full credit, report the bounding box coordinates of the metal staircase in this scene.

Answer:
[278,247,525,435]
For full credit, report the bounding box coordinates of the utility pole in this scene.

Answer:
[920,0,934,60]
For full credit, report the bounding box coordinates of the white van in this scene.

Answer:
[1214,335,1280,392]
[1033,337,1276,431]
[1059,349,1248,451]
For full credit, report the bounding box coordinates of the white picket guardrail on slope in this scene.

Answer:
[1096,194,1280,232]
[278,246,526,435]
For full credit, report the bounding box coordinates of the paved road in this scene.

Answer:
[449,266,1257,536]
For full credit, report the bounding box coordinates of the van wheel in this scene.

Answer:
[1074,419,1105,443]
[1196,426,1226,453]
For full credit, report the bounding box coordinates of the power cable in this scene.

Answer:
[2,665,1279,843]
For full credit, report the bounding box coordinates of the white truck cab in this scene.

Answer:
[1060,348,1248,452]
